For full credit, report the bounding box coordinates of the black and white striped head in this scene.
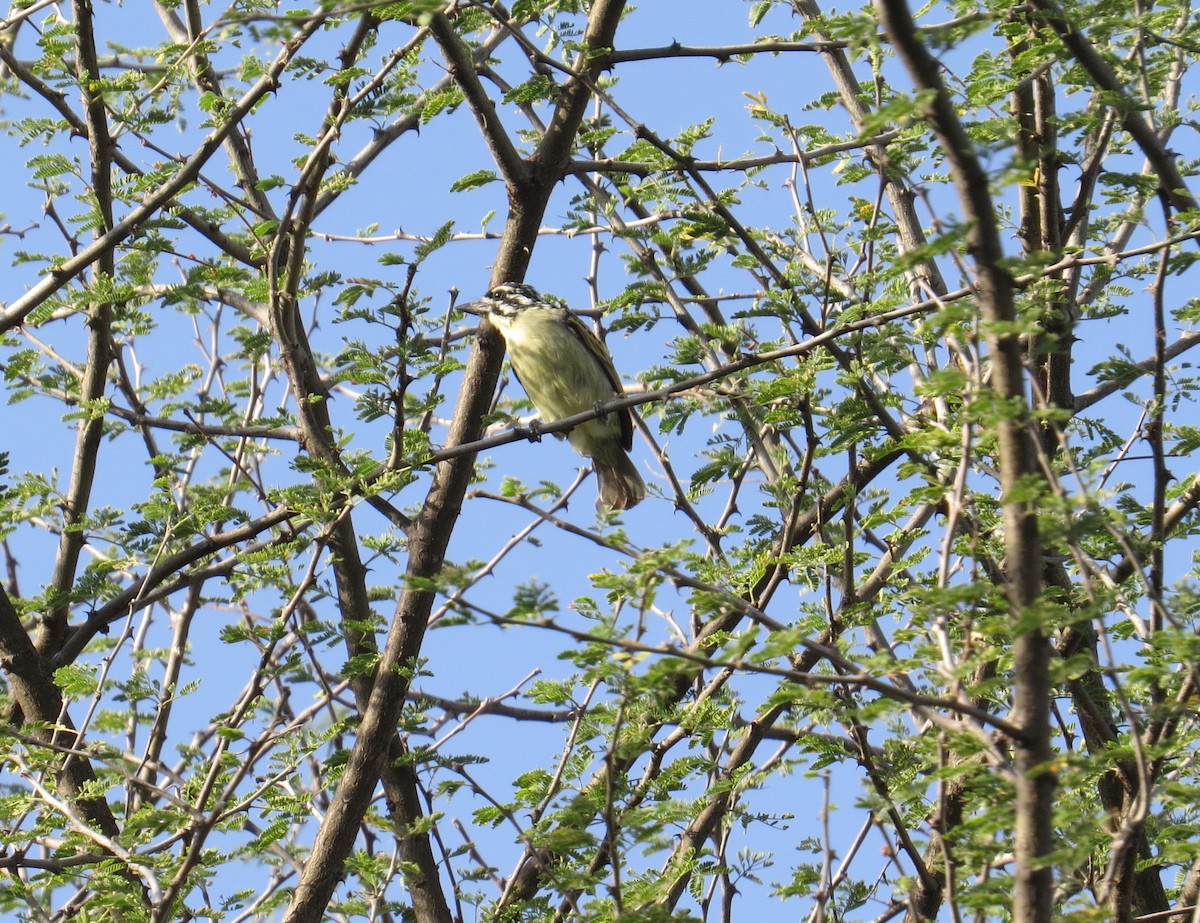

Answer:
[464,283,554,319]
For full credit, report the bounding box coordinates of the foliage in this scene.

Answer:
[0,0,1198,921]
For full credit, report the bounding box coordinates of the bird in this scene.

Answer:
[461,283,646,510]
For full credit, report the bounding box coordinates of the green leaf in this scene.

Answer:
[450,169,498,193]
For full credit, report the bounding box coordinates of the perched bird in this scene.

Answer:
[461,283,646,510]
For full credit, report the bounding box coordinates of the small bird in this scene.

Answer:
[461,283,646,510]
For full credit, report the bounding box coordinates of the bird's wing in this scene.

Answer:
[566,314,635,452]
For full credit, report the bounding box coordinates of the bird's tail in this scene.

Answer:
[592,448,646,510]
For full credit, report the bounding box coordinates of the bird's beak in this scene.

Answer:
[457,301,485,316]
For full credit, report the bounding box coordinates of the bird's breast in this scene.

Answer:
[501,310,618,425]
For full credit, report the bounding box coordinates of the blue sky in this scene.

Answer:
[2,0,1197,918]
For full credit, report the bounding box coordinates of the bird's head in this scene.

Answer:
[461,283,548,319]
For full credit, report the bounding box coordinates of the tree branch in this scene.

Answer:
[1027,0,1200,217]
[873,1,1053,920]
[0,16,324,331]
[280,4,629,920]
